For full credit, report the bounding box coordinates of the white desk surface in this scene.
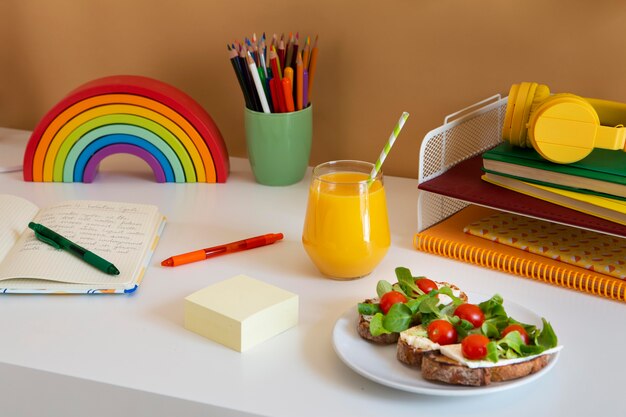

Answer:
[0,128,624,417]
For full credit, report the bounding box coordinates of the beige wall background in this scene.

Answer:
[2,0,626,179]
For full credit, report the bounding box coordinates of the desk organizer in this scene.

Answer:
[417,95,506,231]
[23,75,229,183]
[416,95,626,302]
[417,94,626,238]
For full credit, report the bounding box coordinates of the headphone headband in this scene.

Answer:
[504,82,626,163]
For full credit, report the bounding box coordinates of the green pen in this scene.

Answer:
[28,222,120,275]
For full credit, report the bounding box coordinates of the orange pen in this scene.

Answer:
[161,233,284,267]
[282,78,295,112]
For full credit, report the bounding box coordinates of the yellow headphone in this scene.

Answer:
[502,82,626,164]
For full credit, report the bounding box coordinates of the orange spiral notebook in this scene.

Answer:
[413,205,626,302]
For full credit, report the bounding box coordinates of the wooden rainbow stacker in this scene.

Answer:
[23,75,229,183]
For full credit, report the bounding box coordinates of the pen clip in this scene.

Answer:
[33,231,62,249]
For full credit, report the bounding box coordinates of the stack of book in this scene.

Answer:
[481,143,626,226]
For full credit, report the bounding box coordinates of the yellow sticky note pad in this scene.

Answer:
[184,275,299,352]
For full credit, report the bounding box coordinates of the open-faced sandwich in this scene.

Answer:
[356,267,468,344]
[358,267,561,387]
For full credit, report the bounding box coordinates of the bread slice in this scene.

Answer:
[421,352,552,386]
[396,325,438,367]
[397,337,430,367]
[356,313,399,344]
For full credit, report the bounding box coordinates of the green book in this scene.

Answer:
[482,142,626,200]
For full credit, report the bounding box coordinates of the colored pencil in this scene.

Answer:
[296,52,303,110]
[285,33,294,72]
[277,39,286,72]
[227,45,253,109]
[303,69,309,109]
[258,67,272,113]
[307,35,319,104]
[269,77,281,112]
[302,36,310,69]
[290,33,299,69]
[269,48,282,80]
[239,47,261,111]
[247,53,270,113]
[259,37,268,78]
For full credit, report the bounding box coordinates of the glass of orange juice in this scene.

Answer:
[302,160,390,279]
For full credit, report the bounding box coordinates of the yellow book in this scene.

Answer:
[413,205,626,302]
[482,172,626,226]
[464,211,626,280]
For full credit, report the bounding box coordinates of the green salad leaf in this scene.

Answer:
[536,318,558,348]
[357,302,381,315]
[483,317,558,362]
[481,321,500,339]
[486,341,499,362]
[376,280,393,298]
[369,313,391,336]
[478,294,506,319]
[382,303,413,332]
[395,267,423,297]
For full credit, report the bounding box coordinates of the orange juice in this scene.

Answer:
[302,166,390,279]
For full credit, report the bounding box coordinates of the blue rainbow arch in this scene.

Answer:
[74,135,176,182]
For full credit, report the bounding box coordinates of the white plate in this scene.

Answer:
[331,293,560,396]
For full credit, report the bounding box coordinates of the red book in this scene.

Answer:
[417,154,626,237]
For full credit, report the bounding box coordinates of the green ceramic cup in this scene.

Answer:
[244,106,313,186]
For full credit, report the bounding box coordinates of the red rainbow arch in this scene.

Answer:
[23,75,229,183]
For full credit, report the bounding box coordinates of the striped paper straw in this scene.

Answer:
[369,112,409,180]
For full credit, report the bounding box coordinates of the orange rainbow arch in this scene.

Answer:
[23,75,229,183]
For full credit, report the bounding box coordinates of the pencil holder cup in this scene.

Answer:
[244,106,313,186]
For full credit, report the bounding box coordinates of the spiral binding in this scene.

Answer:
[414,233,625,302]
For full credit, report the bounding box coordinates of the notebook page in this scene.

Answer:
[0,195,40,264]
[0,200,160,287]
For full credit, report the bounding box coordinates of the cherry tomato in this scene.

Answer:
[453,303,486,328]
[501,324,530,345]
[427,320,458,345]
[461,334,490,360]
[415,277,438,294]
[379,291,407,314]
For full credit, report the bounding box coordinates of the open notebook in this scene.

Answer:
[0,194,165,294]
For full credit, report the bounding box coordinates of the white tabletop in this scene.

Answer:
[0,127,624,417]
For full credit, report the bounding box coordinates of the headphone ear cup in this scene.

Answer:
[523,84,550,146]
[527,93,599,163]
[502,83,520,142]
[503,82,550,147]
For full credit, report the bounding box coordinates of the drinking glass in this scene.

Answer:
[302,160,390,279]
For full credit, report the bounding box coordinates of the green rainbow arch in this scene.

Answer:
[63,125,185,182]
[54,113,195,182]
